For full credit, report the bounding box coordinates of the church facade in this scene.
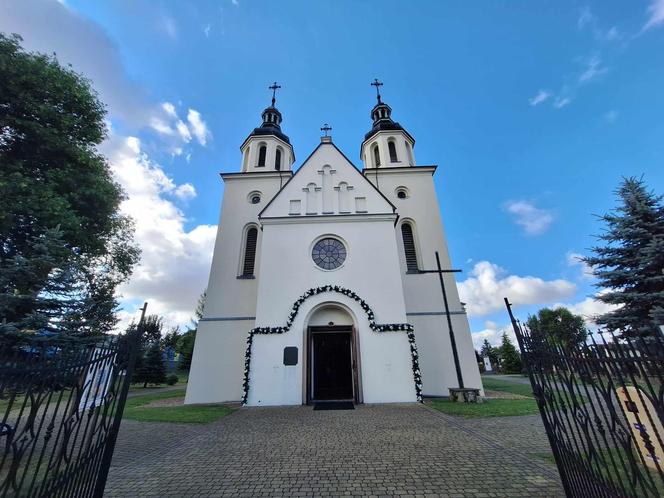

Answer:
[185,85,483,406]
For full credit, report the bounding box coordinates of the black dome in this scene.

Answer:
[364,101,412,143]
[247,106,291,144]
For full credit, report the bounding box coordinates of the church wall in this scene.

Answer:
[184,319,252,404]
[185,172,288,405]
[365,168,484,396]
[247,217,417,406]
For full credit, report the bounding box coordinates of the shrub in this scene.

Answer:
[166,374,179,386]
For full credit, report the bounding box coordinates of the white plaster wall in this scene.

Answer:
[185,319,252,404]
[260,143,394,218]
[360,131,415,169]
[186,171,290,404]
[365,167,483,396]
[247,217,417,406]
[241,135,294,173]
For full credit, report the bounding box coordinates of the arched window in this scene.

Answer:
[388,141,398,162]
[400,222,419,272]
[405,141,414,165]
[241,226,258,276]
[257,144,267,167]
[275,147,282,170]
[372,144,381,167]
[242,146,250,171]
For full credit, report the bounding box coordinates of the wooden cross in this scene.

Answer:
[320,123,332,136]
[269,81,281,106]
[371,78,383,103]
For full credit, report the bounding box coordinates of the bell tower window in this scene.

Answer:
[372,144,381,167]
[275,147,282,170]
[257,144,267,167]
[241,226,258,277]
[401,222,419,272]
[388,141,398,162]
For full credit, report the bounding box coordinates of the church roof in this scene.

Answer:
[363,102,415,145]
[245,105,291,145]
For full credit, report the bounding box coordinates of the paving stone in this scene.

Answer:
[105,403,563,497]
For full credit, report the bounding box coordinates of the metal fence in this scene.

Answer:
[505,299,664,498]
[0,331,140,497]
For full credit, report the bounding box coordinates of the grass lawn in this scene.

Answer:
[123,388,235,423]
[129,369,190,391]
[428,398,540,418]
[535,448,664,495]
[482,377,535,397]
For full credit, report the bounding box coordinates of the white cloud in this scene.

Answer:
[231,0,239,5]
[555,294,619,329]
[566,252,595,279]
[175,120,192,142]
[553,96,572,109]
[458,261,577,317]
[579,55,608,83]
[604,110,619,124]
[187,109,211,146]
[578,6,594,30]
[203,23,211,38]
[159,15,177,39]
[162,102,177,118]
[100,133,215,330]
[0,0,152,127]
[505,200,554,235]
[644,0,664,30]
[529,90,551,106]
[471,320,517,350]
[174,183,197,200]
[150,117,175,136]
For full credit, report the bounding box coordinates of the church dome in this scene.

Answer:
[247,105,291,145]
[364,102,409,140]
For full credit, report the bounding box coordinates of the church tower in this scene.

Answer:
[362,80,482,398]
[240,83,295,173]
[185,84,294,405]
[360,79,416,169]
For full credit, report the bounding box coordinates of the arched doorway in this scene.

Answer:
[305,304,361,404]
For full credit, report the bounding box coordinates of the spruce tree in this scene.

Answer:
[498,332,522,374]
[480,339,499,370]
[584,177,664,337]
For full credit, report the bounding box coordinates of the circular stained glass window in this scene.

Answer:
[312,238,346,270]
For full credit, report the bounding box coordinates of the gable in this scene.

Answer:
[259,141,395,219]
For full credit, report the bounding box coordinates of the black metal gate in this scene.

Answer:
[0,330,140,497]
[505,298,664,498]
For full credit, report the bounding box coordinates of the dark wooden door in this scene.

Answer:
[312,332,353,400]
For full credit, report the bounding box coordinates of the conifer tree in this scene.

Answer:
[480,339,499,369]
[584,177,664,337]
[498,332,522,374]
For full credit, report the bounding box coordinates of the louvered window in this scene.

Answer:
[242,227,258,276]
[401,223,419,272]
[275,148,282,170]
[257,145,266,167]
[373,144,381,167]
[388,141,398,162]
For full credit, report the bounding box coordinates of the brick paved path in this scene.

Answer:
[105,404,563,497]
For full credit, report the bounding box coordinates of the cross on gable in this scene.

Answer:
[320,123,332,136]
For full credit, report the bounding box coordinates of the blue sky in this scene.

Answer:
[3,0,663,346]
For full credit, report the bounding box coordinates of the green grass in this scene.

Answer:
[482,377,535,397]
[535,448,664,496]
[428,398,540,418]
[123,388,235,423]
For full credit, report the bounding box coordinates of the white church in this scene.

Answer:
[185,82,483,406]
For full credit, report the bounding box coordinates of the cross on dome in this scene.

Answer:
[269,81,281,106]
[320,123,332,137]
[370,78,383,104]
